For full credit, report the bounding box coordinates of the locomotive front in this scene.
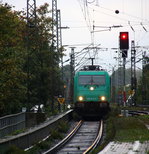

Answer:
[74,65,111,116]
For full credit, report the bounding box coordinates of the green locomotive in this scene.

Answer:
[74,65,111,116]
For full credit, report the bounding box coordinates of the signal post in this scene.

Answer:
[119,32,129,106]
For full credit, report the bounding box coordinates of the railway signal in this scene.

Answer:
[119,32,129,106]
[119,32,129,50]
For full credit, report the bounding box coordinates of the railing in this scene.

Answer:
[0,112,25,138]
[0,110,73,154]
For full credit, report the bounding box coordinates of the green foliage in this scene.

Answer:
[137,115,149,124]
[114,117,149,142]
[26,146,40,154]
[10,129,26,136]
[0,2,64,116]
[63,64,71,83]
[72,112,82,121]
[5,145,26,154]
[23,3,63,109]
[36,141,50,150]
[50,129,63,140]
[58,121,69,133]
[27,121,69,153]
[136,63,149,105]
[92,106,149,153]
[111,68,142,88]
[0,3,26,115]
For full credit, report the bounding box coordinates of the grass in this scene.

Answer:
[92,107,149,153]
[50,129,63,140]
[113,115,149,142]
[4,145,26,154]
[57,120,69,133]
[137,115,149,124]
[10,129,26,136]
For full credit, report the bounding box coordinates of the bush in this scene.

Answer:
[5,145,26,154]
[58,121,69,133]
[50,129,63,140]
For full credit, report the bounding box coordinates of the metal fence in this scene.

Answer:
[0,112,25,138]
[0,110,73,154]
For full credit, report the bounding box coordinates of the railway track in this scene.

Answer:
[43,120,103,154]
[128,110,149,115]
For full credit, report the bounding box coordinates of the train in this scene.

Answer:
[74,65,111,117]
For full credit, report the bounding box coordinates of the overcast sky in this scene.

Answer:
[1,0,149,72]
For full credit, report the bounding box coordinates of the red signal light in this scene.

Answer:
[119,32,129,50]
[121,33,127,39]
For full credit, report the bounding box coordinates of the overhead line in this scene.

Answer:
[89,3,149,23]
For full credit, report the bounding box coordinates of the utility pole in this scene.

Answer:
[51,0,59,112]
[27,0,37,28]
[142,51,147,105]
[123,56,126,106]
[52,0,68,111]
[131,40,137,106]
[26,0,37,111]
[70,47,75,103]
[57,9,62,111]
[57,10,63,80]
[117,49,123,106]
[111,66,116,103]
[52,0,58,48]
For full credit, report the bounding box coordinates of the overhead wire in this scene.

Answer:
[77,0,117,63]
[75,0,148,71]
[76,51,89,67]
[74,43,92,57]
[75,58,90,71]
[77,0,92,33]
[89,2,149,23]
[75,50,90,58]
[87,0,96,4]
[85,3,149,39]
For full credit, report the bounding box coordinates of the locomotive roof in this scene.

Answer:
[75,65,110,77]
[76,69,109,76]
[80,65,103,71]
[77,70,108,74]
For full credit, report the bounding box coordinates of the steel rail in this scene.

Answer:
[55,120,103,154]
[83,120,103,154]
[43,120,83,154]
[129,110,149,115]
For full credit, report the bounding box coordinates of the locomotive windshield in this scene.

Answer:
[79,75,105,85]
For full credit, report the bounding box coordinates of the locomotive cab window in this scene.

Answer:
[79,75,106,85]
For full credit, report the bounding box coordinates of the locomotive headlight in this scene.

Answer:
[78,96,84,101]
[100,96,106,101]
[90,86,94,91]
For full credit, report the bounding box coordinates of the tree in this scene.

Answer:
[0,2,64,115]
[0,3,26,115]
[136,57,149,105]
[23,3,63,110]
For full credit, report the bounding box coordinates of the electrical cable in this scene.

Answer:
[77,0,92,33]
[87,0,96,4]
[75,58,90,71]
[89,2,149,23]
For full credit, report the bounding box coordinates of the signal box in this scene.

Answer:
[119,32,129,50]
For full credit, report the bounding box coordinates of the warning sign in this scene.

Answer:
[57,98,65,104]
[128,90,135,95]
